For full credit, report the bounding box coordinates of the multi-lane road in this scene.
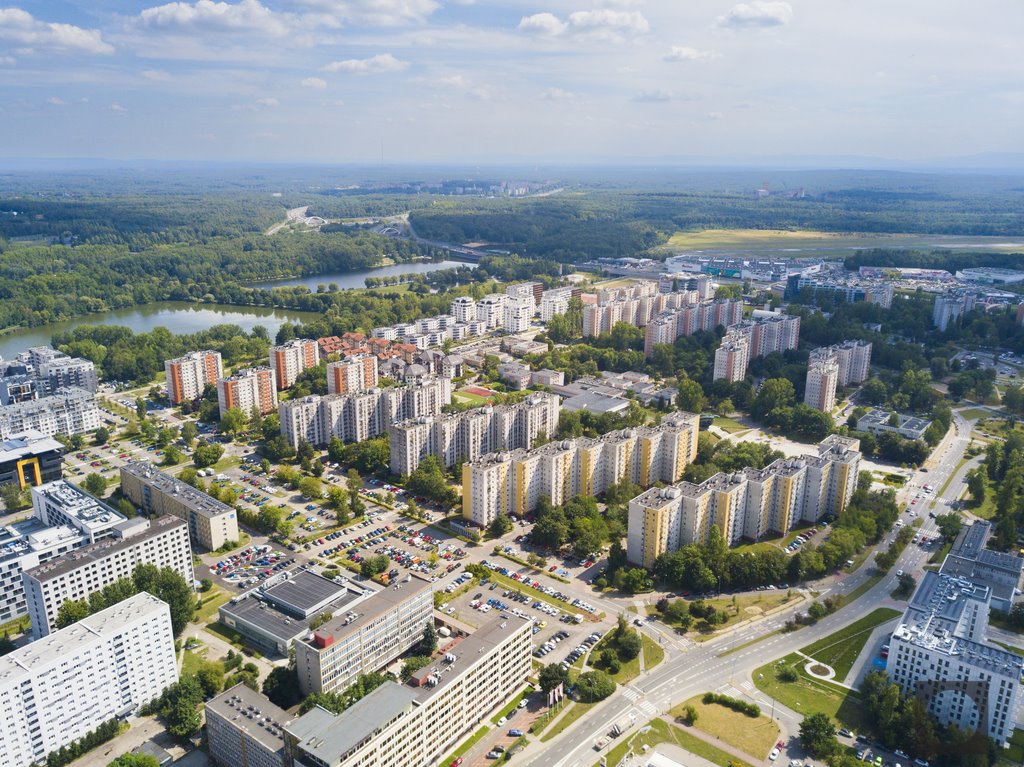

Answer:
[516,412,977,767]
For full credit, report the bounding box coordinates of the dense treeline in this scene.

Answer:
[844,248,1024,273]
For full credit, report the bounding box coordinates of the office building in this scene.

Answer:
[326,355,378,395]
[278,376,451,449]
[462,412,699,527]
[0,593,178,767]
[0,388,101,441]
[0,519,84,624]
[219,569,368,656]
[627,435,861,567]
[218,367,278,418]
[504,296,535,333]
[270,339,320,390]
[939,521,1024,613]
[24,515,193,638]
[207,683,290,767]
[294,576,434,695]
[450,296,477,324]
[31,480,127,544]
[389,393,560,477]
[804,354,839,412]
[285,613,532,767]
[0,431,63,489]
[855,409,932,441]
[642,299,744,357]
[165,350,223,405]
[120,462,239,551]
[713,336,750,383]
[887,571,1023,747]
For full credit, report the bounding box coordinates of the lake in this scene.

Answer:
[0,302,321,362]
[248,259,474,291]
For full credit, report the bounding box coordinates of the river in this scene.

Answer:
[248,259,474,291]
[0,302,321,362]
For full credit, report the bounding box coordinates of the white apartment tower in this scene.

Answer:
[450,296,477,324]
[503,296,535,333]
[804,354,839,412]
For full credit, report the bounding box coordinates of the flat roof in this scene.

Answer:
[303,575,432,647]
[207,682,290,752]
[0,431,64,462]
[561,390,630,414]
[24,515,187,583]
[121,461,234,520]
[262,570,360,618]
[34,480,126,532]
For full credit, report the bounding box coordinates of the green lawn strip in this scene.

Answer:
[928,541,952,564]
[490,687,531,725]
[540,701,595,742]
[669,696,779,760]
[0,614,30,636]
[642,634,665,670]
[194,587,233,624]
[1004,729,1024,763]
[712,417,748,434]
[181,647,212,676]
[203,621,262,658]
[439,725,489,765]
[753,653,866,729]
[596,718,757,767]
[798,608,900,679]
[588,633,642,684]
[936,456,969,498]
[530,699,568,736]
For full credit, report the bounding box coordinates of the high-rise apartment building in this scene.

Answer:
[0,593,178,767]
[120,462,239,551]
[462,412,699,527]
[326,355,378,395]
[932,293,974,331]
[31,480,127,544]
[217,366,278,418]
[279,376,452,448]
[476,294,508,329]
[503,296,535,333]
[389,393,559,476]
[450,296,477,324]
[37,357,98,393]
[505,281,544,306]
[804,354,839,412]
[0,520,83,625]
[0,388,101,441]
[23,514,193,637]
[165,350,223,405]
[207,683,290,767]
[270,339,321,390]
[626,435,860,567]
[642,299,745,357]
[713,336,750,382]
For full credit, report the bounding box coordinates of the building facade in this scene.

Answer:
[120,462,239,550]
[165,350,223,405]
[0,520,84,625]
[206,683,290,767]
[643,299,745,357]
[713,336,750,383]
[0,431,63,489]
[270,339,321,391]
[0,593,178,767]
[218,367,278,418]
[0,388,101,441]
[804,354,839,412]
[450,296,477,324]
[326,356,378,395]
[503,296,535,333]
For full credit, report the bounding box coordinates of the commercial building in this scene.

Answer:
[24,515,193,637]
[389,393,560,477]
[278,376,451,449]
[219,569,368,656]
[31,480,128,544]
[955,267,1024,285]
[643,299,744,357]
[855,409,932,441]
[0,593,178,767]
[627,435,861,567]
[504,296,535,333]
[206,683,291,767]
[326,355,378,395]
[0,388,101,440]
[712,336,750,383]
[0,431,63,489]
[886,571,1023,747]
[803,354,839,412]
[270,339,321,390]
[784,274,894,309]
[0,519,84,624]
[120,462,239,551]
[462,412,699,527]
[218,366,278,418]
[294,576,434,695]
[165,350,223,405]
[285,613,532,767]
[940,521,1024,612]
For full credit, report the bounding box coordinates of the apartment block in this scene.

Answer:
[326,355,378,395]
[0,593,178,767]
[887,571,1023,747]
[506,281,544,306]
[285,614,532,767]
[164,350,223,405]
[24,515,193,637]
[476,294,508,329]
[539,287,573,322]
[504,296,535,333]
[0,388,101,441]
[120,462,239,551]
[713,336,750,382]
[36,357,98,394]
[279,376,451,449]
[294,576,434,695]
[642,299,745,357]
[804,354,839,412]
[31,480,127,544]
[450,296,477,323]
[585,290,706,340]
[809,341,872,387]
[462,412,700,527]
[207,683,290,767]
[389,393,559,476]
[0,430,64,489]
[218,366,278,418]
[270,339,320,390]
[0,520,84,625]
[627,435,861,568]
[933,293,974,331]
[784,274,894,309]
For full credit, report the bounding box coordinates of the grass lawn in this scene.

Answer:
[712,416,748,434]
[194,586,234,624]
[0,614,31,636]
[753,653,866,729]
[440,725,489,766]
[965,474,997,520]
[1001,729,1024,765]
[643,634,665,670]
[671,695,779,759]
[958,407,992,420]
[181,647,213,676]
[799,608,900,680]
[689,591,802,640]
[929,541,952,564]
[540,701,596,742]
[453,390,492,406]
[595,717,757,767]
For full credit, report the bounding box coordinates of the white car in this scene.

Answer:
[769,748,780,761]
[896,569,905,577]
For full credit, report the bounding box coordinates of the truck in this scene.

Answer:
[611,712,636,737]
[593,736,611,751]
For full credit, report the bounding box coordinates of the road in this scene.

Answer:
[515,412,975,767]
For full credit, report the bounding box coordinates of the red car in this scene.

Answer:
[451,759,463,767]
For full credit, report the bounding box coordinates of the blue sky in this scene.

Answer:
[1,1,1022,163]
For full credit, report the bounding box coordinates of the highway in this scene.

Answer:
[516,411,976,767]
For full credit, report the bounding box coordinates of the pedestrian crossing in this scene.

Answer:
[621,687,660,719]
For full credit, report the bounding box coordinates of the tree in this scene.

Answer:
[180,421,198,446]
[616,630,641,661]
[56,599,91,629]
[108,754,161,767]
[575,670,615,702]
[799,712,837,758]
[407,455,458,508]
[935,512,963,543]
[360,555,389,579]
[676,379,707,413]
[135,397,147,420]
[195,661,225,698]
[751,378,795,420]
[539,662,568,693]
[193,441,224,468]
[894,572,916,599]
[133,563,197,637]
[489,514,513,538]
[298,476,323,499]
[346,468,362,490]
[220,407,248,435]
[162,445,183,465]
[419,623,438,655]
[82,473,107,497]
[966,469,986,504]
[262,666,302,709]
[93,426,110,445]
[166,696,202,738]
[0,482,30,511]
[341,435,390,474]
[263,435,296,461]
[400,655,433,681]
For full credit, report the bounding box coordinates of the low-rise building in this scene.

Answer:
[497,361,532,390]
[0,430,64,489]
[120,462,239,551]
[855,409,931,441]
[939,521,1024,612]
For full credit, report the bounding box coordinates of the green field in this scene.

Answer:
[799,608,900,680]
[712,416,749,434]
[194,586,234,624]
[671,695,780,759]
[753,653,865,729]
[593,717,756,767]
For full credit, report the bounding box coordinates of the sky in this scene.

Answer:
[0,0,1022,165]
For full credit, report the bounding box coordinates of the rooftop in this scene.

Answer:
[0,430,64,462]
[207,682,290,752]
[34,480,127,532]
[121,462,235,520]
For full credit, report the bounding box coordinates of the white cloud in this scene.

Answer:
[255,97,279,107]
[435,74,493,100]
[716,1,793,29]
[323,53,408,74]
[664,46,720,63]
[518,8,648,41]
[706,111,723,120]
[109,102,127,112]
[0,8,113,55]
[0,54,14,65]
[141,69,173,81]
[137,0,290,36]
[540,87,575,101]
[301,76,327,89]
[46,96,65,106]
[633,89,670,102]
[291,0,439,26]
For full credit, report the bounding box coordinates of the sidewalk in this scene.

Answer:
[844,617,899,689]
